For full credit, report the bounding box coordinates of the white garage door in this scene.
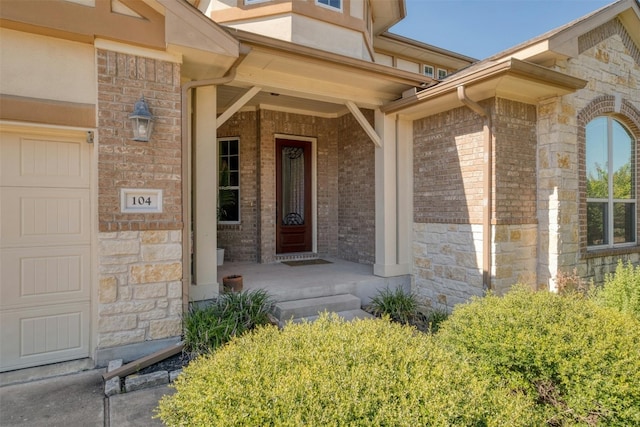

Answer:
[1,128,92,372]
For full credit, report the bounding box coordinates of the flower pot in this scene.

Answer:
[222,275,243,293]
[217,248,224,265]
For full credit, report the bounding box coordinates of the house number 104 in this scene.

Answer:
[120,188,163,213]
[131,196,152,206]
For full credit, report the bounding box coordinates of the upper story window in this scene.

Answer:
[218,138,240,223]
[437,68,448,79]
[317,0,342,11]
[423,65,434,78]
[586,116,636,248]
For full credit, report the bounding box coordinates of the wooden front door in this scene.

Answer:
[276,138,312,254]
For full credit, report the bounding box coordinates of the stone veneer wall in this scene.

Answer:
[97,50,182,349]
[413,223,484,309]
[337,111,375,264]
[98,231,182,347]
[538,18,640,288]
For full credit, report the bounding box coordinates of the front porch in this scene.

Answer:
[217,258,410,304]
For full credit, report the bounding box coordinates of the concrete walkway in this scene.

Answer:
[0,369,173,426]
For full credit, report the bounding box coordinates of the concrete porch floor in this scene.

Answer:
[216,257,411,304]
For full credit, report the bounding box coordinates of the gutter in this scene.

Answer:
[180,48,250,310]
[457,85,493,292]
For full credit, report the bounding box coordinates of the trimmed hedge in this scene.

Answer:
[437,287,640,426]
[158,314,534,426]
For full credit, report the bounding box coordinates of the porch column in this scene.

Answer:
[374,111,408,277]
[396,116,413,270]
[190,85,219,301]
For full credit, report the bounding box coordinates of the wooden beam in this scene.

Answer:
[217,86,262,129]
[102,341,184,381]
[345,101,382,148]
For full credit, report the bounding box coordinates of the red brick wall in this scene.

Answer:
[217,109,375,264]
[97,49,181,232]
[413,98,537,225]
[493,98,537,224]
[413,104,486,224]
[217,111,259,262]
[338,111,375,264]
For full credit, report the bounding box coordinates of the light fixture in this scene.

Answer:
[129,96,154,142]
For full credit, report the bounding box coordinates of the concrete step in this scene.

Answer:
[274,294,362,324]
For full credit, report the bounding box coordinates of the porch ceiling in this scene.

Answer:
[221,31,432,112]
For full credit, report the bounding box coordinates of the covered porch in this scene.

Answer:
[217,258,410,304]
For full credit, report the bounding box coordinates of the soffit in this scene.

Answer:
[382,58,587,120]
[369,0,405,35]
[159,0,240,80]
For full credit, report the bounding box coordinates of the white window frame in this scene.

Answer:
[586,116,636,249]
[316,0,342,12]
[437,68,448,79]
[423,65,434,78]
[218,138,241,225]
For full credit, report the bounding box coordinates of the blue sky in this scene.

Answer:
[390,0,614,59]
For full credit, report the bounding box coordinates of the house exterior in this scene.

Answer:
[0,0,638,373]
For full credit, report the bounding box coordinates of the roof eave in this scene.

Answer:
[382,58,587,118]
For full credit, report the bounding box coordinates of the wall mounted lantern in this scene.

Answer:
[129,96,154,141]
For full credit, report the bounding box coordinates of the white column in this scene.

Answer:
[374,111,400,276]
[374,112,413,277]
[396,116,413,271]
[190,85,219,301]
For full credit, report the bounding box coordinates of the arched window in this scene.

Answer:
[586,116,636,247]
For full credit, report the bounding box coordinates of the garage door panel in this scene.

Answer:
[0,187,90,247]
[0,132,90,188]
[0,303,90,372]
[1,246,90,309]
[1,128,92,372]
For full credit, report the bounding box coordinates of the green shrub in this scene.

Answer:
[158,314,535,426]
[368,287,418,324]
[436,286,640,426]
[183,289,273,356]
[591,260,640,319]
[422,307,449,333]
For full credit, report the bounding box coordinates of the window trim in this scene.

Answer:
[218,137,241,225]
[437,68,448,79]
[586,116,636,250]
